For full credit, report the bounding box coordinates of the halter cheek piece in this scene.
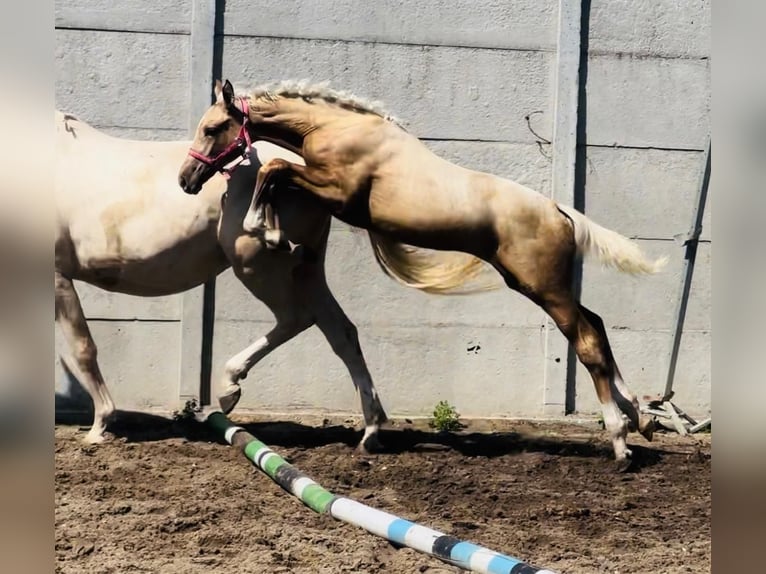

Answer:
[187,97,251,180]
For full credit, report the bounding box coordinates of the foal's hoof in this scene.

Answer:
[263,228,286,250]
[218,387,242,415]
[289,243,306,261]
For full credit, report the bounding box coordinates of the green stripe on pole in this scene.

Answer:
[243,439,266,462]
[262,453,284,477]
[206,412,336,513]
[207,411,234,438]
[301,484,335,513]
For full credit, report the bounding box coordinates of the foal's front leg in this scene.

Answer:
[244,158,339,250]
[243,159,290,244]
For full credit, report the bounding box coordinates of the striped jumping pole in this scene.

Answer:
[206,411,558,574]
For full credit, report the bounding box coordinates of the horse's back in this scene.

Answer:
[54,110,228,294]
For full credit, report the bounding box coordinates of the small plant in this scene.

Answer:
[430,400,462,432]
[172,398,201,422]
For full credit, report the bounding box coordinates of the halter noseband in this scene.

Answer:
[187,97,251,179]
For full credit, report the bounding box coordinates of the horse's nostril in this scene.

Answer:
[179,174,188,191]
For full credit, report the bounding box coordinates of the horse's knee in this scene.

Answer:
[574,331,607,372]
[75,339,98,366]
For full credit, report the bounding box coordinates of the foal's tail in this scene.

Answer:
[556,203,668,275]
[368,232,501,294]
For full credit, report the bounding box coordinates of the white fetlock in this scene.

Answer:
[84,429,108,444]
[243,206,266,234]
[263,228,285,249]
[358,425,382,454]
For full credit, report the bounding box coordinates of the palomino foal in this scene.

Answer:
[178,80,668,469]
[55,110,386,450]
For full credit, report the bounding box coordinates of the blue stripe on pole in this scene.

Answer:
[387,518,414,545]
[488,554,524,574]
[450,541,484,566]
[206,411,555,574]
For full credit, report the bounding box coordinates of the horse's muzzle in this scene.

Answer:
[178,173,200,195]
[178,158,210,195]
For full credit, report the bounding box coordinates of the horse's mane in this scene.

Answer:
[246,80,405,128]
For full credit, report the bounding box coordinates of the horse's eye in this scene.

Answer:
[204,121,230,137]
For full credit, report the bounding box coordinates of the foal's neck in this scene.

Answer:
[248,96,320,136]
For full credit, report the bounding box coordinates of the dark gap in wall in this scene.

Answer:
[197,0,228,407]
[212,0,226,83]
[566,0,591,415]
[200,279,216,406]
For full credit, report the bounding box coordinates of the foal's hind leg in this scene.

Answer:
[492,238,649,468]
[55,272,115,444]
[297,268,389,453]
[579,305,655,441]
[543,295,652,469]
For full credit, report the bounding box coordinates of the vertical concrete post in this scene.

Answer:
[178,0,217,406]
[543,0,582,415]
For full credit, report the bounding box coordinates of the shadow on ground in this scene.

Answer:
[56,406,666,470]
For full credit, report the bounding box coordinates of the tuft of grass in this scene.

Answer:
[429,400,462,432]
[172,398,201,422]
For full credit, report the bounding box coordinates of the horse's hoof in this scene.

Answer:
[84,430,111,445]
[357,433,385,455]
[218,387,242,415]
[639,418,655,442]
[614,452,636,473]
[290,243,306,260]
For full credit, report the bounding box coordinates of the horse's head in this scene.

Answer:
[178,79,251,194]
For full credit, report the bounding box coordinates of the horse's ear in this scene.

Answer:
[214,79,224,103]
[222,80,235,106]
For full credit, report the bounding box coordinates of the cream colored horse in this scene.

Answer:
[55,110,387,449]
[179,80,669,469]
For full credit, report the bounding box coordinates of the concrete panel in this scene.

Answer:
[579,240,710,332]
[210,319,547,419]
[424,141,552,194]
[96,126,190,141]
[55,320,181,412]
[590,0,711,58]
[583,147,711,240]
[224,0,558,51]
[572,329,710,419]
[585,55,710,149]
[55,29,190,130]
[73,281,182,321]
[56,0,191,34]
[222,36,554,142]
[213,229,547,330]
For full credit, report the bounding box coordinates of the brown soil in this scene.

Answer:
[55,412,710,574]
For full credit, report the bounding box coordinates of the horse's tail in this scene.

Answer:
[557,203,668,275]
[367,231,501,294]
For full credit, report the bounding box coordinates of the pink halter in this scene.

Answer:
[187,97,252,179]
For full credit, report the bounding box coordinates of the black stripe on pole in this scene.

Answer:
[511,564,543,574]
[432,535,462,560]
[273,464,308,493]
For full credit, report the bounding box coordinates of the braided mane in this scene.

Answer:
[247,80,405,127]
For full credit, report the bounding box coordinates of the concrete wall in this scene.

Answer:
[54,1,192,414]
[55,0,711,422]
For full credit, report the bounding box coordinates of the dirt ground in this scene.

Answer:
[55,412,711,574]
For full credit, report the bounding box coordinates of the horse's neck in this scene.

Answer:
[249,97,326,151]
